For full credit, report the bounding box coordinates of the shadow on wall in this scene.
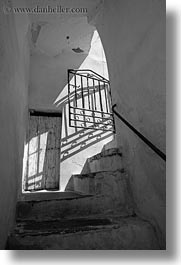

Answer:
[23,86,113,192]
[23,115,61,192]
[55,86,114,163]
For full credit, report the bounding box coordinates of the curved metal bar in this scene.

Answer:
[68,69,110,83]
[112,104,166,161]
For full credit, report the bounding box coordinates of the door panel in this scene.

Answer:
[25,115,61,191]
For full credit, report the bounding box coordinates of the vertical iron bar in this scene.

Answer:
[103,82,109,113]
[90,84,95,128]
[68,70,71,128]
[74,74,77,107]
[106,83,111,113]
[73,73,77,132]
[81,75,86,127]
[68,70,70,106]
[81,76,84,109]
[90,79,94,112]
[98,81,103,118]
[73,98,77,132]
[63,105,68,138]
[87,77,91,109]
[93,79,97,110]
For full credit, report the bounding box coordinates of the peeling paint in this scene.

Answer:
[72,47,84,53]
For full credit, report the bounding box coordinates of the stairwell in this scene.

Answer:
[6,148,160,250]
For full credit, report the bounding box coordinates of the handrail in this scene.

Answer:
[112,104,166,161]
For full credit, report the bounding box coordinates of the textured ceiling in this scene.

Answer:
[26,0,108,108]
[22,0,102,56]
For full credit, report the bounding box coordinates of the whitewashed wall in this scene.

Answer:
[93,0,166,247]
[28,16,113,191]
[0,0,30,248]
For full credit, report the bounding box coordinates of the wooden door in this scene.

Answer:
[24,113,61,191]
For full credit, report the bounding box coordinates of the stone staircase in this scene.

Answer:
[6,148,160,250]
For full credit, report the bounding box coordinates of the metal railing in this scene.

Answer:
[112,104,166,161]
[68,69,115,132]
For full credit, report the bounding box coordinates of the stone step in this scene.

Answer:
[7,216,160,250]
[65,170,134,217]
[19,191,85,202]
[65,169,130,198]
[17,170,134,222]
[81,148,123,174]
[16,192,133,222]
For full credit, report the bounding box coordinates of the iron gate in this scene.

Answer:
[68,69,115,132]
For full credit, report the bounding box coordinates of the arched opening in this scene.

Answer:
[21,9,114,197]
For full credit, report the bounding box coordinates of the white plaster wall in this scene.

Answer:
[94,0,166,247]
[0,0,30,248]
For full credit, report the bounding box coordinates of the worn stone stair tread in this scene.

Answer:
[16,194,133,222]
[13,216,114,236]
[87,147,123,162]
[65,170,132,207]
[18,193,92,204]
[81,148,123,174]
[17,169,134,222]
[20,191,88,202]
[7,216,160,250]
[14,215,141,236]
[65,169,125,193]
[71,169,126,179]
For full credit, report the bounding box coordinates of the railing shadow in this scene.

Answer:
[24,117,61,191]
[24,87,113,191]
[55,85,114,163]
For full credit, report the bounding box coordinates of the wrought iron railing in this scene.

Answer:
[68,69,115,132]
[112,104,166,161]
[67,69,165,161]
